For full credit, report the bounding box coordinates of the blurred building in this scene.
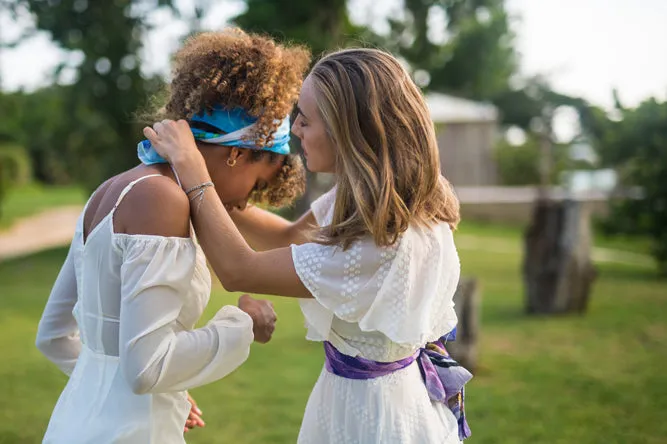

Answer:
[426,93,499,186]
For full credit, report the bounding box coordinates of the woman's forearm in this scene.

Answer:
[192,188,311,297]
[171,152,311,298]
[230,206,314,251]
[170,153,254,289]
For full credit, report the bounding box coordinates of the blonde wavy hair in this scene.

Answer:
[310,48,460,248]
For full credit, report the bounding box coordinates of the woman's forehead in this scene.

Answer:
[298,76,317,110]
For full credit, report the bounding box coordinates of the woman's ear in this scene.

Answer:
[225,147,244,167]
[229,147,242,161]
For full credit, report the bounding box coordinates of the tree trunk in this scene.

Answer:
[523,199,597,314]
[447,277,480,372]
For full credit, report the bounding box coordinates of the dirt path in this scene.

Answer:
[0,205,83,261]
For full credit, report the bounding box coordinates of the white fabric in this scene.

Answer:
[36,175,254,444]
[291,187,463,444]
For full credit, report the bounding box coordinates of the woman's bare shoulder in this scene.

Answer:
[113,175,191,238]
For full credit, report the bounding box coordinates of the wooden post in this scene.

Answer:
[448,277,480,372]
[523,199,597,314]
[538,108,553,190]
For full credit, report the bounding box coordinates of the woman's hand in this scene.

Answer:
[237,294,277,343]
[144,119,211,191]
[143,119,199,164]
[184,392,205,433]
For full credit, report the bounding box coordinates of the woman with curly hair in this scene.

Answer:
[35,28,310,444]
[147,48,472,443]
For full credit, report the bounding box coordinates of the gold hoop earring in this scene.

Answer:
[226,158,237,167]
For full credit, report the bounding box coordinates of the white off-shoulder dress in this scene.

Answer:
[36,174,255,444]
[292,187,463,444]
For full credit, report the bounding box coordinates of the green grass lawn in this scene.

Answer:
[0,232,665,443]
[0,184,86,230]
[458,220,653,256]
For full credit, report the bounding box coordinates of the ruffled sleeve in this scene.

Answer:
[114,234,254,394]
[291,190,460,349]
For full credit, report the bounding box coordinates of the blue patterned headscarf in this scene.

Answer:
[138,105,291,165]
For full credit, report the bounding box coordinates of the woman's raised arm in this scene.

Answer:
[230,205,315,251]
[144,120,313,298]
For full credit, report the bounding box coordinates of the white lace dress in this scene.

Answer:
[36,175,255,444]
[292,188,463,444]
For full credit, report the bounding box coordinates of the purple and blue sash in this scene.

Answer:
[324,328,472,440]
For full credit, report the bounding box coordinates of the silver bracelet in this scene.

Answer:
[187,182,214,214]
[189,188,206,215]
[185,181,214,196]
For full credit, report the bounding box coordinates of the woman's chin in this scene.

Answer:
[304,159,324,173]
[306,161,334,174]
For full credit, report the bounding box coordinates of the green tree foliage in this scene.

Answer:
[5,0,170,189]
[0,141,31,220]
[234,0,364,58]
[377,0,607,170]
[379,0,517,102]
[2,0,365,195]
[0,90,35,218]
[595,98,667,275]
[494,76,610,136]
[494,135,580,186]
[1,88,73,184]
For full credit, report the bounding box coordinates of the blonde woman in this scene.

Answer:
[145,48,472,443]
[35,29,309,443]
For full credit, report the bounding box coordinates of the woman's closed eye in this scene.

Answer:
[295,110,308,127]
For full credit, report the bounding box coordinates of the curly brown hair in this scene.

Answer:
[162,28,310,146]
[148,27,310,208]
